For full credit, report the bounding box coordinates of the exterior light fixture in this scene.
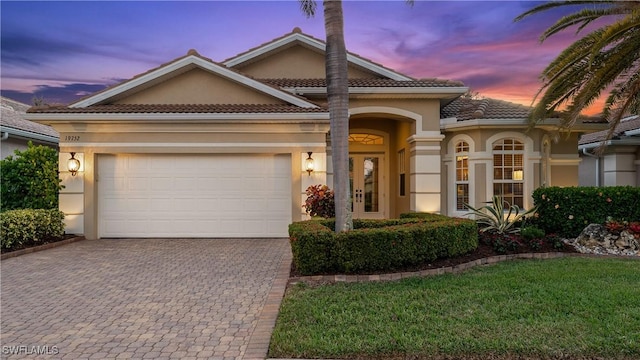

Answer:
[512,169,523,180]
[305,152,315,176]
[68,152,81,176]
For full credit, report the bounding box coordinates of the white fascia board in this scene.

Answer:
[578,138,640,150]
[71,56,318,109]
[0,126,59,144]
[25,112,330,122]
[224,33,413,81]
[624,128,640,137]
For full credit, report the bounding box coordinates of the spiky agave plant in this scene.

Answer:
[464,196,538,234]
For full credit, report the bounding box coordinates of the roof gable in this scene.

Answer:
[223,28,413,81]
[71,50,319,109]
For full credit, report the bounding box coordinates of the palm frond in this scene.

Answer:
[522,0,640,140]
[299,0,317,18]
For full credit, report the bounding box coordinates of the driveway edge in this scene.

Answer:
[1,236,86,260]
[243,241,292,360]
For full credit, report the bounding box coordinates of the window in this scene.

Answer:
[349,133,384,145]
[398,148,406,196]
[493,138,524,208]
[455,141,469,210]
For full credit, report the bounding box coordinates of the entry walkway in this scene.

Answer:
[0,238,291,359]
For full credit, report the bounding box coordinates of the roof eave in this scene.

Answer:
[25,112,331,123]
[0,126,59,145]
[579,138,640,150]
[286,86,468,99]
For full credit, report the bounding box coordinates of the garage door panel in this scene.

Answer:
[98,154,291,238]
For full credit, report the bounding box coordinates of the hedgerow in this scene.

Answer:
[1,209,65,251]
[289,215,477,275]
[532,186,640,238]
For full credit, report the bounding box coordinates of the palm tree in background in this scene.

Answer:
[515,1,640,143]
[300,0,352,232]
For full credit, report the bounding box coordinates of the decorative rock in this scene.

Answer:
[566,224,639,256]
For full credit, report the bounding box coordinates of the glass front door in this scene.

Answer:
[349,154,385,219]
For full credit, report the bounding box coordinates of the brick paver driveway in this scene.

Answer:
[1,238,291,360]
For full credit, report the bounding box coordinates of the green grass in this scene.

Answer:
[269,257,640,359]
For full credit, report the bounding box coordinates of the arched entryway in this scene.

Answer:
[349,131,388,219]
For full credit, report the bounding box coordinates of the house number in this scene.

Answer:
[65,136,80,141]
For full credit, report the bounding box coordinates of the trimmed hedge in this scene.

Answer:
[289,215,478,275]
[532,186,640,238]
[1,209,65,251]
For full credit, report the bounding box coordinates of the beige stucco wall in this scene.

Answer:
[115,68,285,105]
[232,45,376,79]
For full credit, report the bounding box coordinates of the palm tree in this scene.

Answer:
[300,0,352,232]
[515,1,640,142]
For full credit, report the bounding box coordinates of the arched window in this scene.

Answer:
[493,138,524,207]
[455,141,469,210]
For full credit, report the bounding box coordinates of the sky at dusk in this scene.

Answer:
[0,0,601,113]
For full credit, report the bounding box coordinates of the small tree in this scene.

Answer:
[1,143,63,211]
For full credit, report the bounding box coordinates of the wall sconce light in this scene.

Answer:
[68,152,81,176]
[305,152,315,176]
[512,169,523,180]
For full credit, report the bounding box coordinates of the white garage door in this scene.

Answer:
[98,154,292,238]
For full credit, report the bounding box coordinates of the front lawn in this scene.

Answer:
[270,257,640,359]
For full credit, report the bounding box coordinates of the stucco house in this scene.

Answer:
[579,115,640,187]
[26,28,603,239]
[1,96,59,158]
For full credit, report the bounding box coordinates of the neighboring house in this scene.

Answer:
[26,28,604,239]
[579,115,640,187]
[1,96,59,158]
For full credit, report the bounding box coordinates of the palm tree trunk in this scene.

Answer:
[323,0,352,232]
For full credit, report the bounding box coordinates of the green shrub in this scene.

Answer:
[0,143,63,211]
[532,186,640,238]
[289,217,478,275]
[1,209,65,251]
[399,212,451,222]
[520,226,545,241]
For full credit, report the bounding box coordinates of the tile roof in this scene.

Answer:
[1,97,59,138]
[441,97,532,120]
[579,115,640,145]
[262,78,465,88]
[27,103,329,114]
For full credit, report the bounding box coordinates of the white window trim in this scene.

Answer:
[485,132,535,210]
[446,134,475,217]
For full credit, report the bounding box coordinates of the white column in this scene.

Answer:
[408,133,444,213]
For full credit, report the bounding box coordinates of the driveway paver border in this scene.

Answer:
[244,242,292,360]
[0,236,86,260]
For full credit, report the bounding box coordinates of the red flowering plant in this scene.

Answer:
[628,222,640,238]
[303,184,335,218]
[605,217,626,235]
